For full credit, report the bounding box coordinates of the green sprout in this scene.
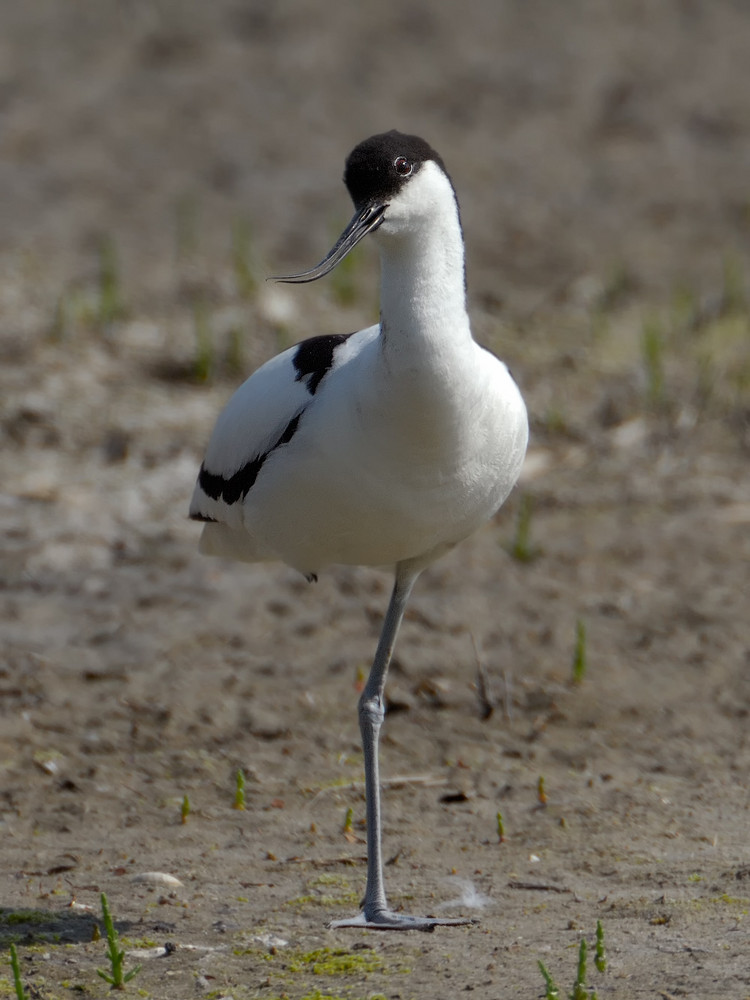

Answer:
[571,619,587,685]
[537,923,606,1000]
[537,960,560,999]
[97,237,127,327]
[226,326,245,378]
[233,769,246,810]
[496,810,505,842]
[181,794,190,824]
[507,494,538,563]
[537,775,547,805]
[343,806,354,835]
[9,944,28,1000]
[232,217,257,300]
[96,893,142,990]
[594,920,607,973]
[328,221,361,306]
[571,938,589,1000]
[641,315,665,408]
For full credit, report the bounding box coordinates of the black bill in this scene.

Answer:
[272,202,387,284]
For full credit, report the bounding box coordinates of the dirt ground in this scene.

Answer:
[1,2,750,998]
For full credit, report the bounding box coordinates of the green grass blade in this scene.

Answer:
[9,944,28,1000]
[571,618,587,685]
[571,937,588,1000]
[537,959,559,999]
[595,919,607,973]
[97,892,140,990]
[233,769,246,810]
[123,964,143,983]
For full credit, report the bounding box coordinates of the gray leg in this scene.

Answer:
[330,562,476,932]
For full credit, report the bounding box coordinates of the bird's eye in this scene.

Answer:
[394,156,413,176]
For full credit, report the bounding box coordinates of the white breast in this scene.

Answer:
[202,336,527,575]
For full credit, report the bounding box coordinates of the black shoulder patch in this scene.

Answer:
[292,333,352,395]
[197,409,305,507]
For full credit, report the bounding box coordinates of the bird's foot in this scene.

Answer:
[329,909,477,932]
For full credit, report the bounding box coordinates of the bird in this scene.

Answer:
[189,130,529,931]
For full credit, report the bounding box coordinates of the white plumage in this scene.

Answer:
[190,131,528,930]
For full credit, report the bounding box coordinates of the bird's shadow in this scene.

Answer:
[0,905,133,948]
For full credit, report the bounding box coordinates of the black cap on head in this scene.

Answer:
[272,131,458,286]
[344,130,446,207]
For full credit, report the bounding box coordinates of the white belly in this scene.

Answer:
[214,353,528,575]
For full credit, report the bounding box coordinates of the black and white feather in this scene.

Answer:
[188,130,529,930]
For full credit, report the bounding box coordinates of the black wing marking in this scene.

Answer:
[292,333,353,395]
[192,410,304,511]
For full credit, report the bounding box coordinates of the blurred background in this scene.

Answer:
[2,0,750,315]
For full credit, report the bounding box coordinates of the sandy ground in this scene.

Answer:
[1,2,750,998]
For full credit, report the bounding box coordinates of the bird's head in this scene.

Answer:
[273,130,457,284]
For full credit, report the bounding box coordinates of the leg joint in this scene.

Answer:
[358,692,384,728]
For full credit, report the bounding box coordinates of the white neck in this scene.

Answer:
[361,167,480,456]
[374,163,472,366]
